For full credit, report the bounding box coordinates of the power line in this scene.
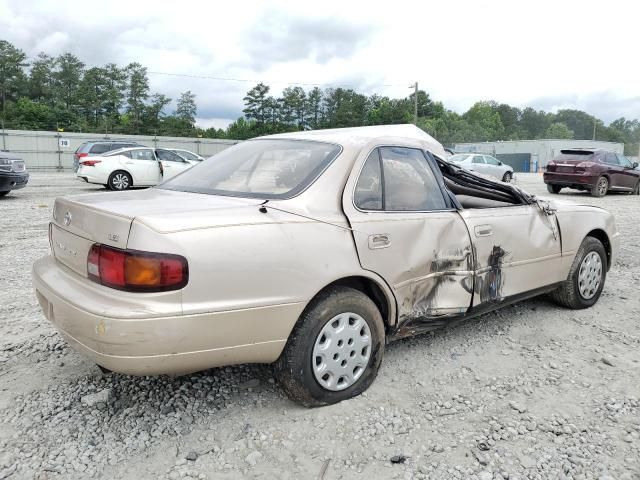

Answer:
[144,70,404,89]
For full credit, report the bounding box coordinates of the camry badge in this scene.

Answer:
[63,211,72,226]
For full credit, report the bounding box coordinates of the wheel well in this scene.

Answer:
[586,229,612,270]
[318,277,393,328]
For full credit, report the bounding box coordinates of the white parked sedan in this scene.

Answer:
[76,147,196,190]
[449,153,514,182]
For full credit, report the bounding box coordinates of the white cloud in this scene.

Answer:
[1,0,638,124]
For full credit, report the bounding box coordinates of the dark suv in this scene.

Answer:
[73,141,143,172]
[0,152,29,197]
[544,149,640,197]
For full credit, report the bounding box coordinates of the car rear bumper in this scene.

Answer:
[0,172,29,191]
[32,255,296,375]
[543,172,597,187]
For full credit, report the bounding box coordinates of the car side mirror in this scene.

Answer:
[498,161,503,165]
[633,162,638,169]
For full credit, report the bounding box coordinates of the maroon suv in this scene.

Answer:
[544,149,640,197]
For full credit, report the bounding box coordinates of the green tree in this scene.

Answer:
[553,109,597,140]
[29,53,56,105]
[0,40,28,120]
[145,93,171,133]
[544,122,574,139]
[54,53,84,112]
[306,87,323,129]
[125,62,149,133]
[102,63,127,130]
[242,83,270,124]
[176,90,197,126]
[463,101,505,140]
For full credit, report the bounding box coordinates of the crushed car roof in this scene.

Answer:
[262,124,446,157]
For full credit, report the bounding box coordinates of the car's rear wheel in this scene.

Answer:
[108,171,132,191]
[591,176,608,197]
[502,171,512,183]
[547,184,562,194]
[550,237,606,309]
[0,191,9,197]
[274,286,385,407]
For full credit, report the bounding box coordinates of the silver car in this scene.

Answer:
[32,125,618,407]
[449,153,514,182]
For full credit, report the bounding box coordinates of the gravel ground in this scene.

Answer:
[0,172,639,480]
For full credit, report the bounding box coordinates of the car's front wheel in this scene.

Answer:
[275,286,385,407]
[631,181,639,195]
[502,171,512,183]
[108,171,132,191]
[550,236,606,309]
[547,184,562,194]
[591,176,608,197]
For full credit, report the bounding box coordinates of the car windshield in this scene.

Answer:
[159,139,342,199]
[449,154,471,163]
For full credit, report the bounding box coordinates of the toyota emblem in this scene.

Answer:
[63,211,72,226]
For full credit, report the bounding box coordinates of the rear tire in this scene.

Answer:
[274,286,385,407]
[0,191,9,197]
[547,184,561,194]
[502,171,512,183]
[591,176,608,197]
[550,237,606,309]
[108,171,132,191]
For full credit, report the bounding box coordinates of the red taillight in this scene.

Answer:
[80,160,102,167]
[75,152,89,160]
[87,244,188,292]
[546,161,556,172]
[575,162,595,173]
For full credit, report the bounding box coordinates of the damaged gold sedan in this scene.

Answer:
[32,125,619,406]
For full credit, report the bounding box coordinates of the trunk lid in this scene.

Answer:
[550,150,597,173]
[50,189,269,276]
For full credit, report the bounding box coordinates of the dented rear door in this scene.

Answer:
[460,205,563,306]
[343,146,474,332]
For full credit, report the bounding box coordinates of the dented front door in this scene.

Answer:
[343,146,474,331]
[460,205,562,306]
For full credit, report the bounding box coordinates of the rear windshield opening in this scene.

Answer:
[159,139,342,199]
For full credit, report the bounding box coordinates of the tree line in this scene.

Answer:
[1,39,639,155]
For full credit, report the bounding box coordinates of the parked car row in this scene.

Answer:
[544,149,640,197]
[73,140,204,173]
[445,147,640,197]
[77,147,200,190]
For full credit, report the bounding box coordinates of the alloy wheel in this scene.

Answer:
[111,173,130,190]
[597,178,608,196]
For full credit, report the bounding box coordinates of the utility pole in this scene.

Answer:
[409,82,418,125]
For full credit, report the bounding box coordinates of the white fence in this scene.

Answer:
[0,129,239,170]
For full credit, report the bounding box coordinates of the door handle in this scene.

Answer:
[474,225,493,237]
[368,234,391,249]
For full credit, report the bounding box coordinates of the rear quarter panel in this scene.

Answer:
[554,204,619,274]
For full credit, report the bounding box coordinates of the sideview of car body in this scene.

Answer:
[33,125,619,406]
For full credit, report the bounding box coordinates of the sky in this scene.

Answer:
[1,0,638,129]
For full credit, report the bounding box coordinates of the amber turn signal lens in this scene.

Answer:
[125,256,162,286]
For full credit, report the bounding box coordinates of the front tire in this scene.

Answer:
[547,184,561,194]
[274,286,385,407]
[502,171,512,183]
[591,176,608,197]
[631,181,639,195]
[108,171,132,191]
[550,237,606,309]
